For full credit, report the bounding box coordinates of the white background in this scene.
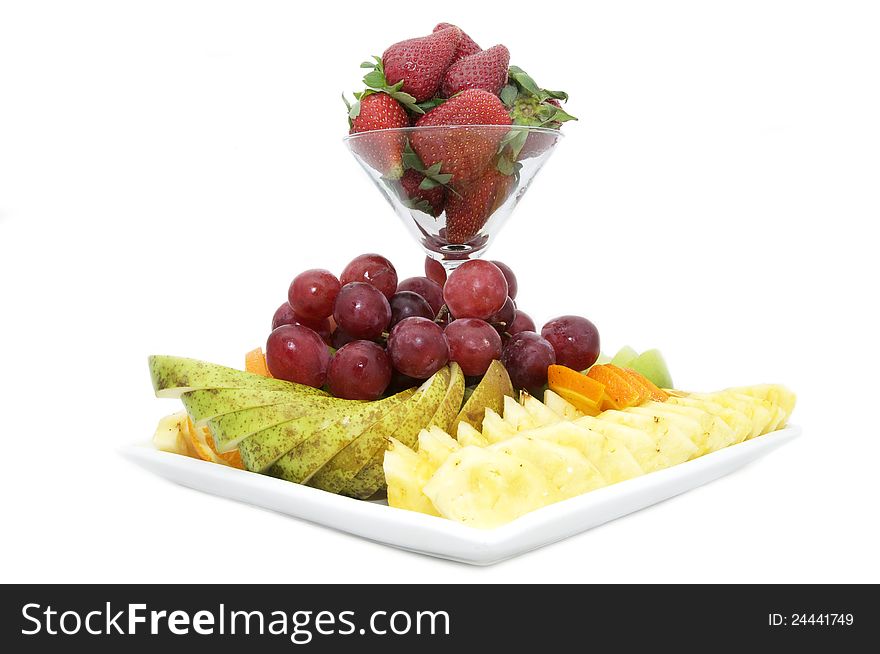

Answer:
[1,0,878,583]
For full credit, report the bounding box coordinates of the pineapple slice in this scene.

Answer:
[152,411,193,456]
[521,393,566,428]
[422,446,555,529]
[576,415,667,472]
[417,426,461,469]
[694,392,772,439]
[630,401,737,454]
[503,395,538,431]
[481,408,517,443]
[729,384,796,416]
[520,421,644,484]
[384,438,440,516]
[595,410,699,465]
[490,435,606,499]
[457,421,490,448]
[668,396,752,444]
[543,389,585,421]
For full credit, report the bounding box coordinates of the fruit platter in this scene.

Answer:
[129,23,798,564]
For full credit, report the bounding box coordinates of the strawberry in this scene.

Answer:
[411,89,512,184]
[445,167,513,244]
[399,169,446,216]
[441,44,510,97]
[382,27,462,103]
[347,92,410,178]
[434,23,481,60]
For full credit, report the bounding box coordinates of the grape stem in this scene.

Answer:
[434,304,450,324]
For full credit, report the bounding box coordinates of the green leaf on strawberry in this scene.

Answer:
[506,65,577,127]
[357,57,425,115]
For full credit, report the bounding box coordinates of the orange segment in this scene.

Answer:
[587,364,644,410]
[245,347,272,377]
[547,365,605,415]
[620,367,669,402]
[184,417,245,469]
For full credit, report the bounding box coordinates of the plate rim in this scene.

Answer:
[123,424,801,553]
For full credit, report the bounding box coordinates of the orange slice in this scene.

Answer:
[620,367,669,402]
[587,364,644,410]
[547,365,605,415]
[245,347,272,377]
[184,417,245,469]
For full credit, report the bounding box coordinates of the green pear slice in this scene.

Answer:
[207,395,362,451]
[610,345,639,369]
[427,362,465,434]
[341,367,451,499]
[270,389,416,485]
[181,388,322,425]
[454,360,514,432]
[308,390,422,494]
[149,355,326,398]
[630,349,673,389]
[238,392,402,473]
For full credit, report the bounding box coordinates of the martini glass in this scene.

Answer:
[344,125,563,273]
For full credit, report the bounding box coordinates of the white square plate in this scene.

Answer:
[123,425,800,565]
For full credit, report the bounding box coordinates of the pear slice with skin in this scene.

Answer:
[428,363,465,434]
[307,390,422,495]
[269,389,415,484]
[181,388,316,426]
[454,360,514,432]
[149,355,325,398]
[342,368,451,499]
[239,392,404,473]
[207,395,363,452]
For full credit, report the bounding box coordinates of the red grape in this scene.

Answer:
[397,276,444,314]
[389,291,434,327]
[288,269,340,321]
[445,318,503,376]
[387,369,421,394]
[443,260,508,320]
[272,302,332,344]
[488,297,516,331]
[266,324,331,388]
[387,317,449,379]
[331,327,358,349]
[541,316,601,370]
[333,282,392,340]
[490,261,518,300]
[327,341,392,400]
[340,253,398,299]
[508,310,536,335]
[501,331,556,393]
[425,256,447,287]
[272,302,298,330]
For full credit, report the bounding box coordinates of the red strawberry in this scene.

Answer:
[412,89,512,184]
[382,27,462,103]
[434,23,481,60]
[348,92,409,178]
[441,44,510,97]
[445,167,513,243]
[400,169,446,216]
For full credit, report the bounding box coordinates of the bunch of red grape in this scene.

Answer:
[266,253,601,400]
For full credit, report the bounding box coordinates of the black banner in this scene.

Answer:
[1,584,875,651]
